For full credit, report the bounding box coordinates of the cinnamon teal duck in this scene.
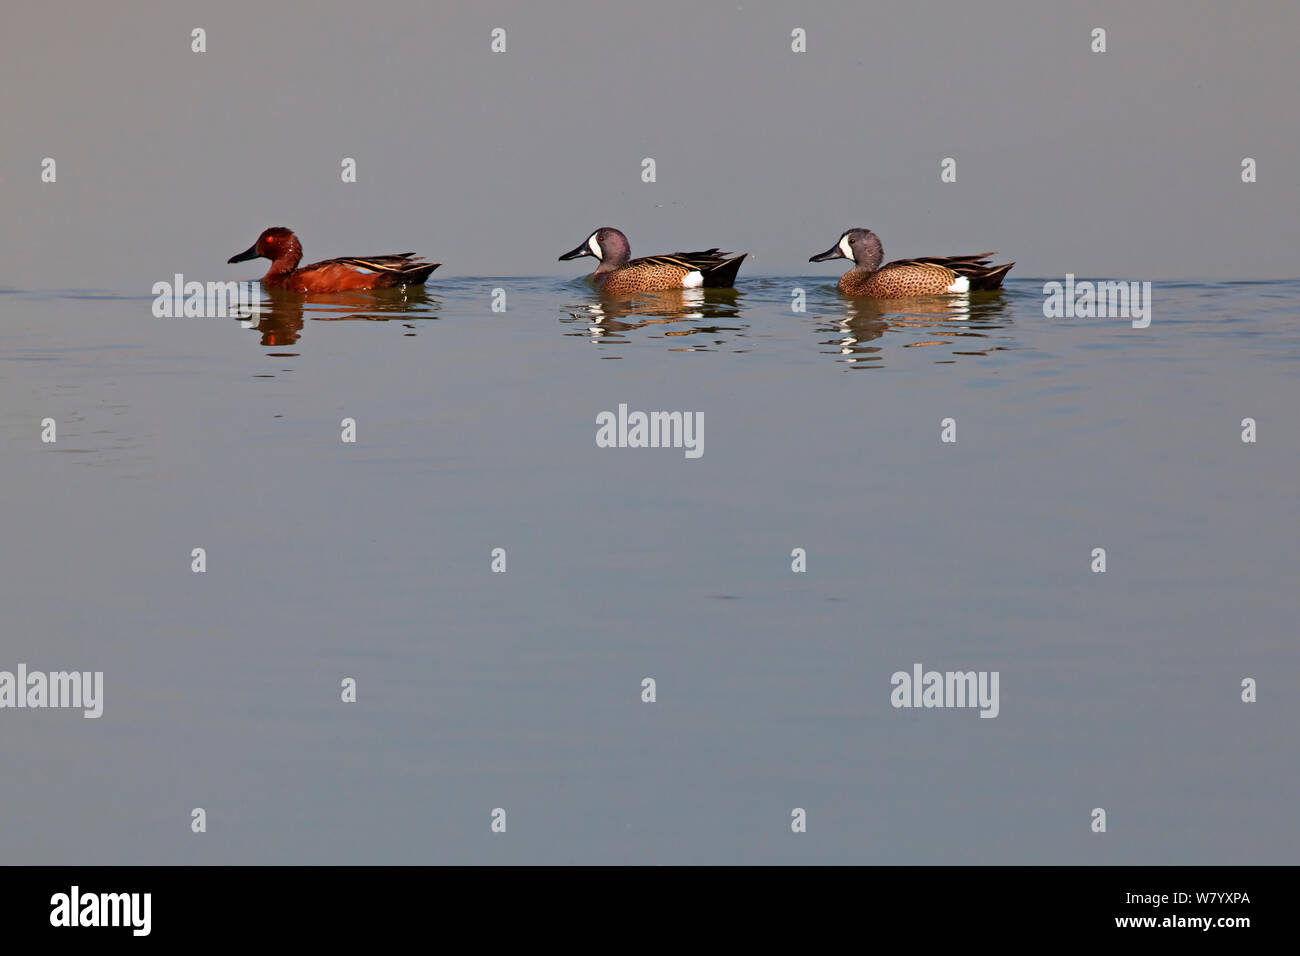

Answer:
[228,227,440,293]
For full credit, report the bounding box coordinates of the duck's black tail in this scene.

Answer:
[702,253,747,288]
[967,261,1014,290]
[382,262,440,287]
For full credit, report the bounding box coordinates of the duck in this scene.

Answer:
[810,228,1013,297]
[559,227,746,293]
[228,227,440,293]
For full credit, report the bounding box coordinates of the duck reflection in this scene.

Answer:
[816,290,1013,367]
[237,286,439,347]
[569,287,746,342]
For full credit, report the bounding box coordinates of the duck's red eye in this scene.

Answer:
[264,236,275,244]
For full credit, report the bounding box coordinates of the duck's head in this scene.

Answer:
[810,228,883,271]
[559,227,631,268]
[229,227,302,264]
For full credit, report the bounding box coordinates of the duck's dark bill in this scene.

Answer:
[809,244,844,262]
[558,242,593,261]
[228,244,260,264]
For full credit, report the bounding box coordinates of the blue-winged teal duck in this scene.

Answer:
[810,228,1013,298]
[559,227,747,294]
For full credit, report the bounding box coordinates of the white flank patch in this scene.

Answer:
[587,234,603,259]
[838,234,854,260]
[681,270,704,288]
[947,275,970,293]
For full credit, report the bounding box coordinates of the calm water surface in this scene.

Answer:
[1,278,1296,863]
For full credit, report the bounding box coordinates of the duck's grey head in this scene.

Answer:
[559,227,631,268]
[810,229,883,271]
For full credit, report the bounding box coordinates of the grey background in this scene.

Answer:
[3,0,1298,288]
[0,0,1297,867]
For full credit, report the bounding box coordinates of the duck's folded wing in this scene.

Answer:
[313,253,432,273]
[887,253,997,271]
[642,249,732,271]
